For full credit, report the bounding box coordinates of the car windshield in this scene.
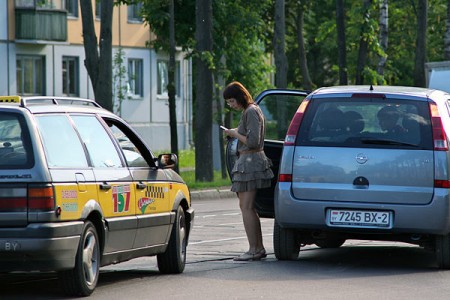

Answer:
[297,97,433,150]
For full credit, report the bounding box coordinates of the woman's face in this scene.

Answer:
[226,98,242,110]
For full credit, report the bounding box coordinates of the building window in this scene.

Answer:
[16,55,45,96]
[16,0,65,9]
[62,56,79,96]
[128,59,143,98]
[128,3,143,22]
[95,2,101,19]
[157,60,180,97]
[65,0,78,17]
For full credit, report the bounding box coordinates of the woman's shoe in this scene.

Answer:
[254,248,267,260]
[233,252,254,261]
[233,249,267,261]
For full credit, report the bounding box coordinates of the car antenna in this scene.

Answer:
[370,84,374,91]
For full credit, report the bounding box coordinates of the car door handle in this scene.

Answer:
[136,182,147,189]
[100,183,111,190]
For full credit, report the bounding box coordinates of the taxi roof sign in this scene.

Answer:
[0,96,21,103]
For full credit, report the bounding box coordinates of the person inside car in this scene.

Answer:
[377,106,406,135]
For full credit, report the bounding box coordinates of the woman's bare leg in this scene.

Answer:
[238,190,264,253]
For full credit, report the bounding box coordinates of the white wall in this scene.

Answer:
[426,61,450,94]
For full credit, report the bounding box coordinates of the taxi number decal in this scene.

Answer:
[113,185,131,213]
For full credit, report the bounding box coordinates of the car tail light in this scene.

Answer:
[429,101,448,151]
[435,180,450,188]
[278,174,292,182]
[284,98,310,146]
[28,185,55,211]
[0,197,27,212]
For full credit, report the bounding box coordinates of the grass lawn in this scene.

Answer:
[163,149,231,190]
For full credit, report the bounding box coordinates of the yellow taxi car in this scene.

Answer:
[0,96,194,296]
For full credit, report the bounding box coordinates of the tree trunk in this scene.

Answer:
[414,0,427,87]
[296,1,313,91]
[336,0,348,85]
[274,0,288,139]
[377,0,388,77]
[80,0,113,111]
[355,0,372,85]
[446,0,450,60]
[274,0,288,89]
[168,0,179,172]
[195,0,213,182]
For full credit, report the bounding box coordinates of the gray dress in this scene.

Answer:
[231,104,274,192]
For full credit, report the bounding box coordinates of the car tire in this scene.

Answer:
[315,239,346,249]
[59,221,100,296]
[273,219,299,260]
[157,206,186,274]
[436,234,450,269]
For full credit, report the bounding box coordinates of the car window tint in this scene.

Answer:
[108,122,150,168]
[35,115,88,168]
[298,98,432,150]
[0,113,33,168]
[71,115,123,168]
[258,94,305,141]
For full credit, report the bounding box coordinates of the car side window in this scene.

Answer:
[104,119,154,168]
[70,115,123,168]
[35,115,89,168]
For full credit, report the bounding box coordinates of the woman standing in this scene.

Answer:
[222,81,274,261]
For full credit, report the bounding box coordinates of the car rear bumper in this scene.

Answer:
[275,182,450,235]
[0,221,83,272]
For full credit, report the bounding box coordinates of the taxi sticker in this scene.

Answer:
[138,197,155,213]
[62,190,78,199]
[112,185,131,213]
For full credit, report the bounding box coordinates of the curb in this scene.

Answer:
[190,188,236,201]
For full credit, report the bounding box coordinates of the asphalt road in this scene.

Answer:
[3,195,450,299]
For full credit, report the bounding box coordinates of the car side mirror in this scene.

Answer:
[157,153,178,169]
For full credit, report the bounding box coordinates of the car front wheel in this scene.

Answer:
[59,220,100,296]
[273,219,299,260]
[157,205,187,273]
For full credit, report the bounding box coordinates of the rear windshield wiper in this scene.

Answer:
[360,138,417,147]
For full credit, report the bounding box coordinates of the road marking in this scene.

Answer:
[190,233,272,245]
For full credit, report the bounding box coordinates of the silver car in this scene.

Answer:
[271,85,450,268]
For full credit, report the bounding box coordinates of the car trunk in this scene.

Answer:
[291,146,435,205]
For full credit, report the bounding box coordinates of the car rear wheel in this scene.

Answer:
[59,221,100,296]
[273,219,299,260]
[436,234,450,269]
[315,238,346,248]
[157,206,186,274]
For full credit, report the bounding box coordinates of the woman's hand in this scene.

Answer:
[224,128,237,138]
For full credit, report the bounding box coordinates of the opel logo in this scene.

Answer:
[356,153,368,164]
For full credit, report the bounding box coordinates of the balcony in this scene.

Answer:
[15,0,67,42]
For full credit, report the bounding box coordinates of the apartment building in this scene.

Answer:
[0,0,193,151]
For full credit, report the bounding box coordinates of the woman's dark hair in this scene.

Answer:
[223,81,254,109]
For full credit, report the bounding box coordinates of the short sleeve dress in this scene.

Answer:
[230,103,274,193]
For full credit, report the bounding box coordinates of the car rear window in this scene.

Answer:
[297,97,433,150]
[0,113,34,168]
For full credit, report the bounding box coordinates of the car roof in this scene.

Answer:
[0,96,116,117]
[310,85,450,100]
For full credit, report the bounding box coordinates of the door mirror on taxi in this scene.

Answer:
[157,153,178,169]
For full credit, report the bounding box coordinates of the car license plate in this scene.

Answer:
[328,209,392,228]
